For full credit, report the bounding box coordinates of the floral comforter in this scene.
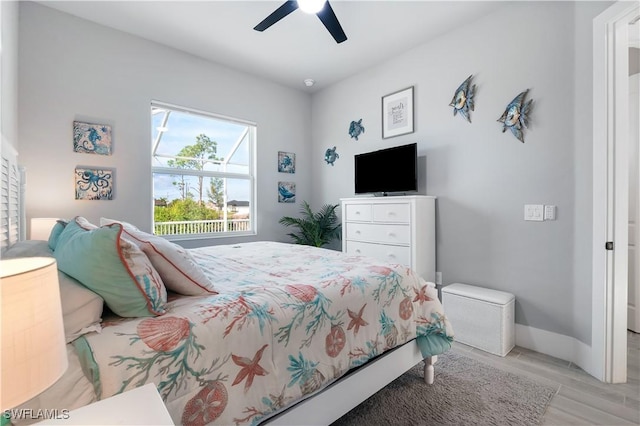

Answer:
[76,242,453,425]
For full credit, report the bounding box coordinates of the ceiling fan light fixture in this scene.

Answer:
[304,78,315,87]
[298,0,325,14]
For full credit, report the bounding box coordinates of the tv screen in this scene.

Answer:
[355,143,417,195]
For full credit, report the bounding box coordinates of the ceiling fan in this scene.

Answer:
[254,0,347,44]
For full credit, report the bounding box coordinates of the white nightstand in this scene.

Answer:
[37,384,173,425]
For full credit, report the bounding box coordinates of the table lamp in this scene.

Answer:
[1,257,68,423]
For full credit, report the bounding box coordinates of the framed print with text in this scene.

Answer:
[382,86,414,139]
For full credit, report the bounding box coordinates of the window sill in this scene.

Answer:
[160,230,256,243]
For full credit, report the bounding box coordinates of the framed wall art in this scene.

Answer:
[382,86,414,139]
[75,168,114,200]
[278,151,295,173]
[278,181,296,203]
[73,121,112,155]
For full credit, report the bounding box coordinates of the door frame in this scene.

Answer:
[592,1,638,383]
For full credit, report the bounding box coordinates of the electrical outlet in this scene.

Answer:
[435,272,442,286]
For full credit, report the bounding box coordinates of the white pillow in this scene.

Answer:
[2,240,103,342]
[100,217,217,295]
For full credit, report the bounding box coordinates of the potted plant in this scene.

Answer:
[279,201,341,248]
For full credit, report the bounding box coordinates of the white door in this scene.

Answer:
[629,72,640,332]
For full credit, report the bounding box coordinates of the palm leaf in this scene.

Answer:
[279,201,341,247]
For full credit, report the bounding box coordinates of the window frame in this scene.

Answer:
[151,101,257,241]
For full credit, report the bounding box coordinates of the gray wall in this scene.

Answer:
[18,2,312,245]
[310,1,610,344]
[16,0,615,344]
[1,0,19,152]
[631,48,639,75]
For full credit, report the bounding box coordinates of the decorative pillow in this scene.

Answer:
[100,217,217,295]
[2,240,103,342]
[75,216,99,230]
[100,217,139,230]
[54,220,167,317]
[48,219,68,251]
[49,216,96,251]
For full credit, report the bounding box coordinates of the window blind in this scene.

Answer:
[1,149,20,251]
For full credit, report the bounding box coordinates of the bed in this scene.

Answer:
[2,214,453,425]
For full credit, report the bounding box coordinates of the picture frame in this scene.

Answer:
[278,181,296,203]
[75,167,114,200]
[73,121,112,155]
[382,86,414,139]
[278,151,296,173]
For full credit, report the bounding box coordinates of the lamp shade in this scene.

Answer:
[1,257,68,409]
[30,218,59,241]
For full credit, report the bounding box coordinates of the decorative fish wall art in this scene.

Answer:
[324,147,339,166]
[349,119,365,140]
[449,75,476,123]
[498,89,533,143]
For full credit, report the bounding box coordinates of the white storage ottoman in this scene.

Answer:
[442,283,515,356]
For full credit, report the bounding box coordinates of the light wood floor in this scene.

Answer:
[450,331,639,425]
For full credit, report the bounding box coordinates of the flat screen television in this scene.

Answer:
[354,143,417,195]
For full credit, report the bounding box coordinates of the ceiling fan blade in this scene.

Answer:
[254,1,299,32]
[316,1,347,43]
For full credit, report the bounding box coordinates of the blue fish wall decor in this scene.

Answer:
[449,75,476,123]
[498,89,533,143]
[349,119,365,140]
[324,146,339,166]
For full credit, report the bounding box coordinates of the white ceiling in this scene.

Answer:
[39,1,502,92]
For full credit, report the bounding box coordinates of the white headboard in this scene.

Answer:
[1,141,25,252]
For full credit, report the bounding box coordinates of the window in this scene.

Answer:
[151,102,255,239]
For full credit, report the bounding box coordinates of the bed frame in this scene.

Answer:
[266,340,436,425]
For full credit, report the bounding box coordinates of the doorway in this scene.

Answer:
[593,1,639,383]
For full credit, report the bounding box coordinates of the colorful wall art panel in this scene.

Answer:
[75,168,114,200]
[278,151,296,173]
[73,121,112,155]
[278,181,296,203]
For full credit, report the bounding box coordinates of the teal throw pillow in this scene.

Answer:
[54,220,167,317]
[48,220,68,251]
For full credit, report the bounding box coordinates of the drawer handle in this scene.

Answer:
[355,211,361,215]
[355,230,361,234]
[387,232,395,237]
[387,253,396,259]
[388,211,396,216]
[355,249,361,254]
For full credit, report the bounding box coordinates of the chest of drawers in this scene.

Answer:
[340,195,436,281]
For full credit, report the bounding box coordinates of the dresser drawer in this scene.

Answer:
[345,241,411,267]
[345,203,372,222]
[372,203,411,223]
[346,222,410,245]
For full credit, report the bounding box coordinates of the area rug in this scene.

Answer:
[331,350,557,426]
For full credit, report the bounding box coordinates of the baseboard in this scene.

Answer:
[515,324,600,380]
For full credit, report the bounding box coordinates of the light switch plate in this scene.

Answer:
[544,205,556,220]
[524,204,544,221]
